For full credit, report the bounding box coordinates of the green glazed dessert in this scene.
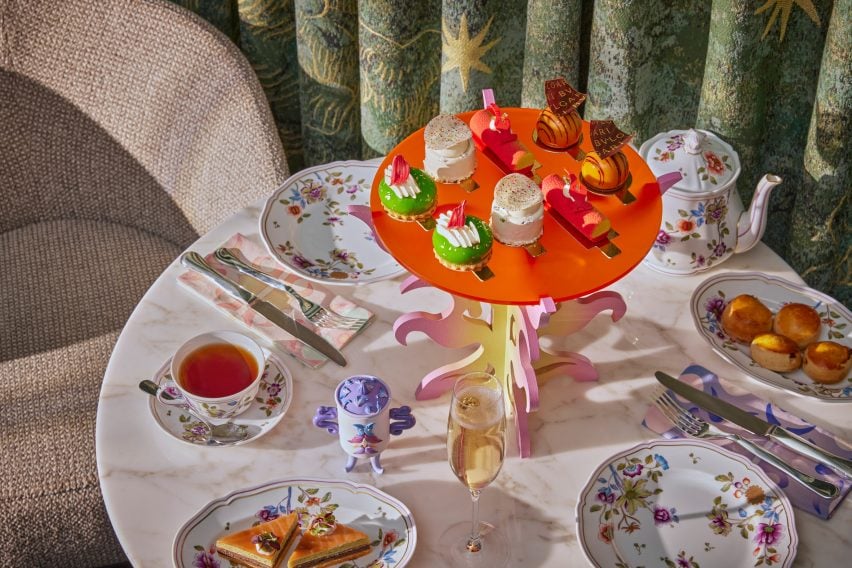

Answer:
[379,155,437,221]
[432,203,493,271]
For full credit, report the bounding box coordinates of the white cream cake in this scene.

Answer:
[423,114,476,182]
[490,173,544,246]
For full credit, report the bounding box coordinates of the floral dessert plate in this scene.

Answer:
[260,159,405,284]
[148,351,293,447]
[576,439,797,568]
[691,272,851,401]
[173,478,416,568]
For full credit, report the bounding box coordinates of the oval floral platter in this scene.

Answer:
[691,272,851,402]
[260,159,405,285]
[148,351,293,447]
[173,478,416,568]
[577,439,797,568]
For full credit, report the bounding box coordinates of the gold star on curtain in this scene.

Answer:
[441,13,501,93]
[755,0,821,42]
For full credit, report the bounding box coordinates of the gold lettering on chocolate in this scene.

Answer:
[590,120,633,159]
[545,78,586,116]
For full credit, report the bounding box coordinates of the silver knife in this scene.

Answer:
[181,252,347,367]
[656,371,852,479]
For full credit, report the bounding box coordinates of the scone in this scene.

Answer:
[720,294,773,343]
[750,333,802,372]
[773,303,821,348]
[803,341,851,384]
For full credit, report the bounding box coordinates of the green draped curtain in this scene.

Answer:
[171,0,850,304]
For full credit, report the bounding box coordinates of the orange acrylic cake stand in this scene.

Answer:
[368,108,662,457]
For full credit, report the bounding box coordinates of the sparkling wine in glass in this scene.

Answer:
[440,372,508,566]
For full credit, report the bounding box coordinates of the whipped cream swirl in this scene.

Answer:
[436,212,481,248]
[384,165,420,199]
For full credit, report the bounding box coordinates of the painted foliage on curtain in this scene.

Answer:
[173,0,848,303]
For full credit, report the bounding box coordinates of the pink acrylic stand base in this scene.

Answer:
[393,275,626,457]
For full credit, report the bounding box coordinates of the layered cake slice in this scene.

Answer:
[469,99,535,176]
[215,512,299,568]
[541,173,612,244]
[423,113,476,182]
[287,523,371,568]
[490,173,544,246]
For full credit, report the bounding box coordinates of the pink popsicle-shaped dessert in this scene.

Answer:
[541,173,612,244]
[469,103,535,176]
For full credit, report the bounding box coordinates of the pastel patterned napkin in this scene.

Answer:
[644,364,852,519]
[178,233,373,368]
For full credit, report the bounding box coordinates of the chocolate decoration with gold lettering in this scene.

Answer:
[545,78,586,116]
[589,120,633,159]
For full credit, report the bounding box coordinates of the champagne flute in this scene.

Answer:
[440,372,508,566]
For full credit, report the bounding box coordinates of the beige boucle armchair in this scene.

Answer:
[0,0,289,564]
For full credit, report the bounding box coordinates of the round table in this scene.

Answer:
[96,198,851,567]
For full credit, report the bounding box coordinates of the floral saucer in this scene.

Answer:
[691,272,851,401]
[173,478,416,567]
[260,159,405,285]
[147,351,293,447]
[577,439,797,568]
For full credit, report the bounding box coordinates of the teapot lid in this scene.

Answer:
[639,128,740,193]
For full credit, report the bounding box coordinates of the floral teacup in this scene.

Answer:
[157,330,265,419]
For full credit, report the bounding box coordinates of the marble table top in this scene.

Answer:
[96,199,851,567]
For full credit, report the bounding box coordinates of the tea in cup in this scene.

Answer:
[158,330,265,419]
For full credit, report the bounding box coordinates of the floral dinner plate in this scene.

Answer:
[577,439,797,568]
[691,272,851,401]
[260,159,405,284]
[173,478,416,568]
[148,351,293,447]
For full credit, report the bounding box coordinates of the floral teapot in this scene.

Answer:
[639,128,782,275]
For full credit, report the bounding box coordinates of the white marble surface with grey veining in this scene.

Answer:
[96,200,851,567]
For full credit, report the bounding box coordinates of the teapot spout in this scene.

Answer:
[735,174,782,253]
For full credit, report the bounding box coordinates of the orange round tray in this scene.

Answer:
[370,109,662,305]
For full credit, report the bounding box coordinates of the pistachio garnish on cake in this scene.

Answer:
[535,78,586,150]
[432,201,493,272]
[581,120,633,194]
[423,114,476,182]
[378,155,437,222]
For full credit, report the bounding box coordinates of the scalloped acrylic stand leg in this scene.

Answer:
[394,275,626,457]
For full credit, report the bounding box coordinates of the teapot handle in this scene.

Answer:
[313,406,339,434]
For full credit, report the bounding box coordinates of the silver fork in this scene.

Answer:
[214,248,370,330]
[653,389,838,499]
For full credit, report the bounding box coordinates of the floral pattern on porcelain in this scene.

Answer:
[690,272,852,402]
[654,196,732,271]
[578,440,797,568]
[261,160,404,285]
[185,482,411,568]
[275,240,376,281]
[589,452,676,540]
[709,473,788,566]
[149,354,294,447]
